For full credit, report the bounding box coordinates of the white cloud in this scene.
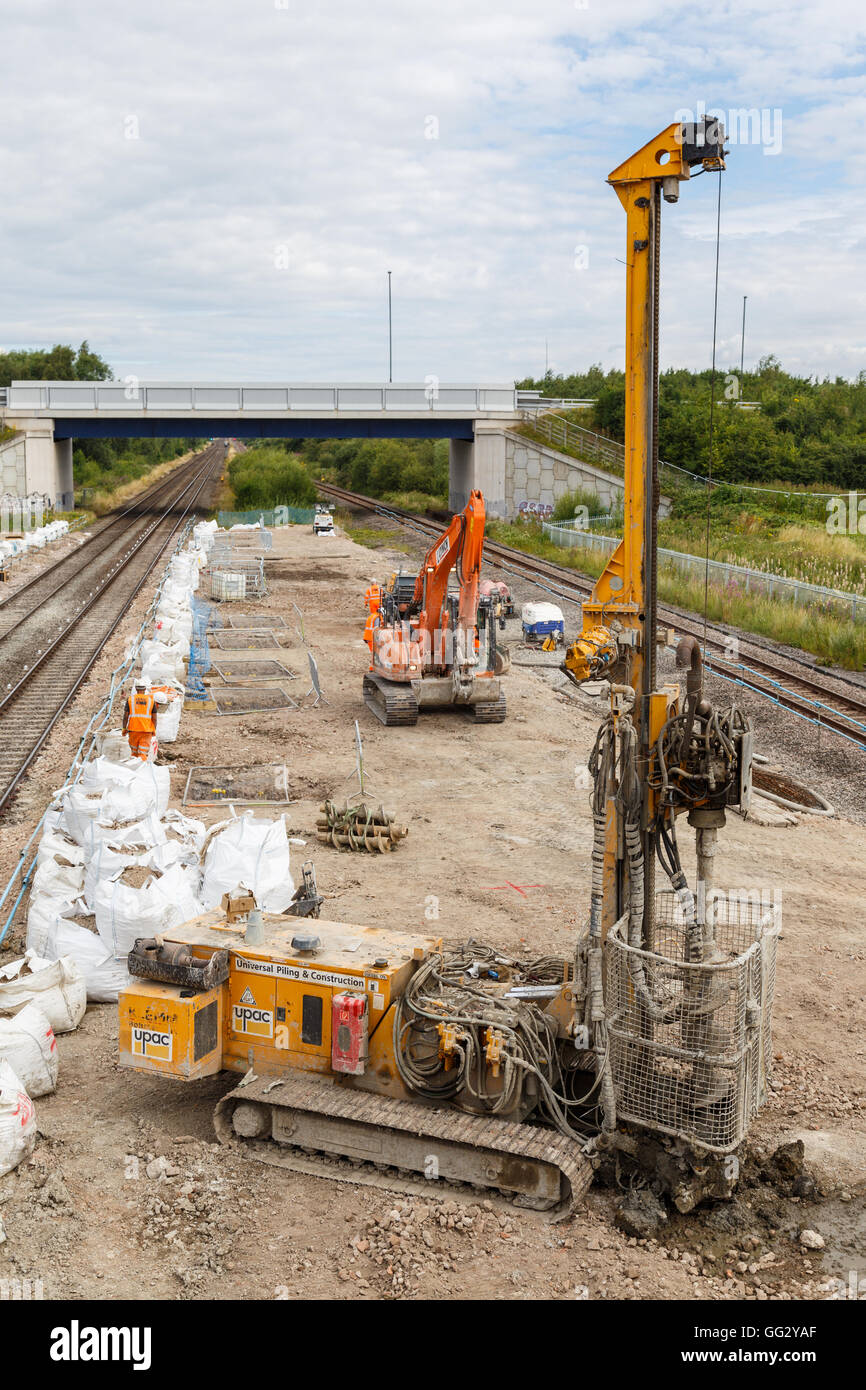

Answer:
[0,0,863,380]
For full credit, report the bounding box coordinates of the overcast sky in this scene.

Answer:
[2,0,864,383]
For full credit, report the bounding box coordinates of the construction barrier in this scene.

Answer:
[218,506,316,527]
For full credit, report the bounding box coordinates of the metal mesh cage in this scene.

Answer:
[202,553,267,600]
[213,526,273,552]
[604,891,779,1152]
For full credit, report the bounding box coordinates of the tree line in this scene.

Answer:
[518,358,866,489]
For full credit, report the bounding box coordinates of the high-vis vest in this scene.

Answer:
[127,690,155,733]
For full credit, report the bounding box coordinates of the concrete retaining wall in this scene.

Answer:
[0,419,73,508]
[0,433,27,496]
[503,430,626,518]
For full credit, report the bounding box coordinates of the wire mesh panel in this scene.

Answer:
[214,526,273,552]
[604,892,779,1152]
[185,596,219,700]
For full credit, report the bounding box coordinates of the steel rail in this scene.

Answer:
[0,443,222,814]
[0,445,214,629]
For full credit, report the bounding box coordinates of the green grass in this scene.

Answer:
[378,490,449,515]
[336,509,410,552]
[552,486,613,522]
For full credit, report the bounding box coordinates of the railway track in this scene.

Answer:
[0,442,223,814]
[319,482,866,750]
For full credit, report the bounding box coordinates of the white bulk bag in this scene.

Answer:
[31,855,85,902]
[154,690,183,744]
[153,614,193,645]
[139,637,187,673]
[200,814,295,913]
[58,787,106,844]
[26,893,79,953]
[0,1003,58,1097]
[162,809,206,852]
[95,862,203,960]
[26,915,129,1004]
[101,762,170,823]
[0,952,86,1034]
[82,834,197,912]
[81,842,138,912]
[169,555,199,592]
[80,812,167,857]
[73,757,170,824]
[35,829,84,870]
[141,650,185,686]
[0,1060,36,1178]
[79,754,141,794]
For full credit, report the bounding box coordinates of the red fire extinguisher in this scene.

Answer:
[332,993,368,1075]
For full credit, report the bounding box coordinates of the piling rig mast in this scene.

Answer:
[564,118,750,925]
[564,120,761,1202]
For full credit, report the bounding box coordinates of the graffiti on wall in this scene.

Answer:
[517,500,554,518]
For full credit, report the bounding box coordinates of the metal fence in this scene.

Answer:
[214,526,273,553]
[202,553,267,600]
[523,411,625,471]
[218,507,316,527]
[186,595,220,699]
[542,519,866,623]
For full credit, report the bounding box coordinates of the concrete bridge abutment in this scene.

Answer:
[0,419,74,509]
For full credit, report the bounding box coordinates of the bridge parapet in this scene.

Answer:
[6,381,518,417]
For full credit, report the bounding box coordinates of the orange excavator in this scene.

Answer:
[362,490,508,726]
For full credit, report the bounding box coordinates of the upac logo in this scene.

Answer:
[232,1003,273,1038]
[131,1026,173,1061]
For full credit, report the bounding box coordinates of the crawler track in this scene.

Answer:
[0,443,223,814]
[319,483,866,750]
[214,1069,593,1220]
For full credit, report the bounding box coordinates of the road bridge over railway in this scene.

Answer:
[0,381,594,514]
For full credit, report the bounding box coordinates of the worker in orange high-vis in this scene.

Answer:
[123,680,160,761]
[363,584,382,652]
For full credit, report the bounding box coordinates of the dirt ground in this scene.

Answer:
[0,519,863,1302]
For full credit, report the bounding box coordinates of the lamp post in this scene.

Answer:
[740,295,747,376]
[387,270,393,383]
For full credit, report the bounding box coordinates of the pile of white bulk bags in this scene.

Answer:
[26,758,204,1001]
[19,531,215,1007]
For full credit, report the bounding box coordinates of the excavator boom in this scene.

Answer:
[413,490,486,650]
[362,489,506,725]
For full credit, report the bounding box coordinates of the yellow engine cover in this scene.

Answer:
[118,913,441,1096]
[119,980,223,1079]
